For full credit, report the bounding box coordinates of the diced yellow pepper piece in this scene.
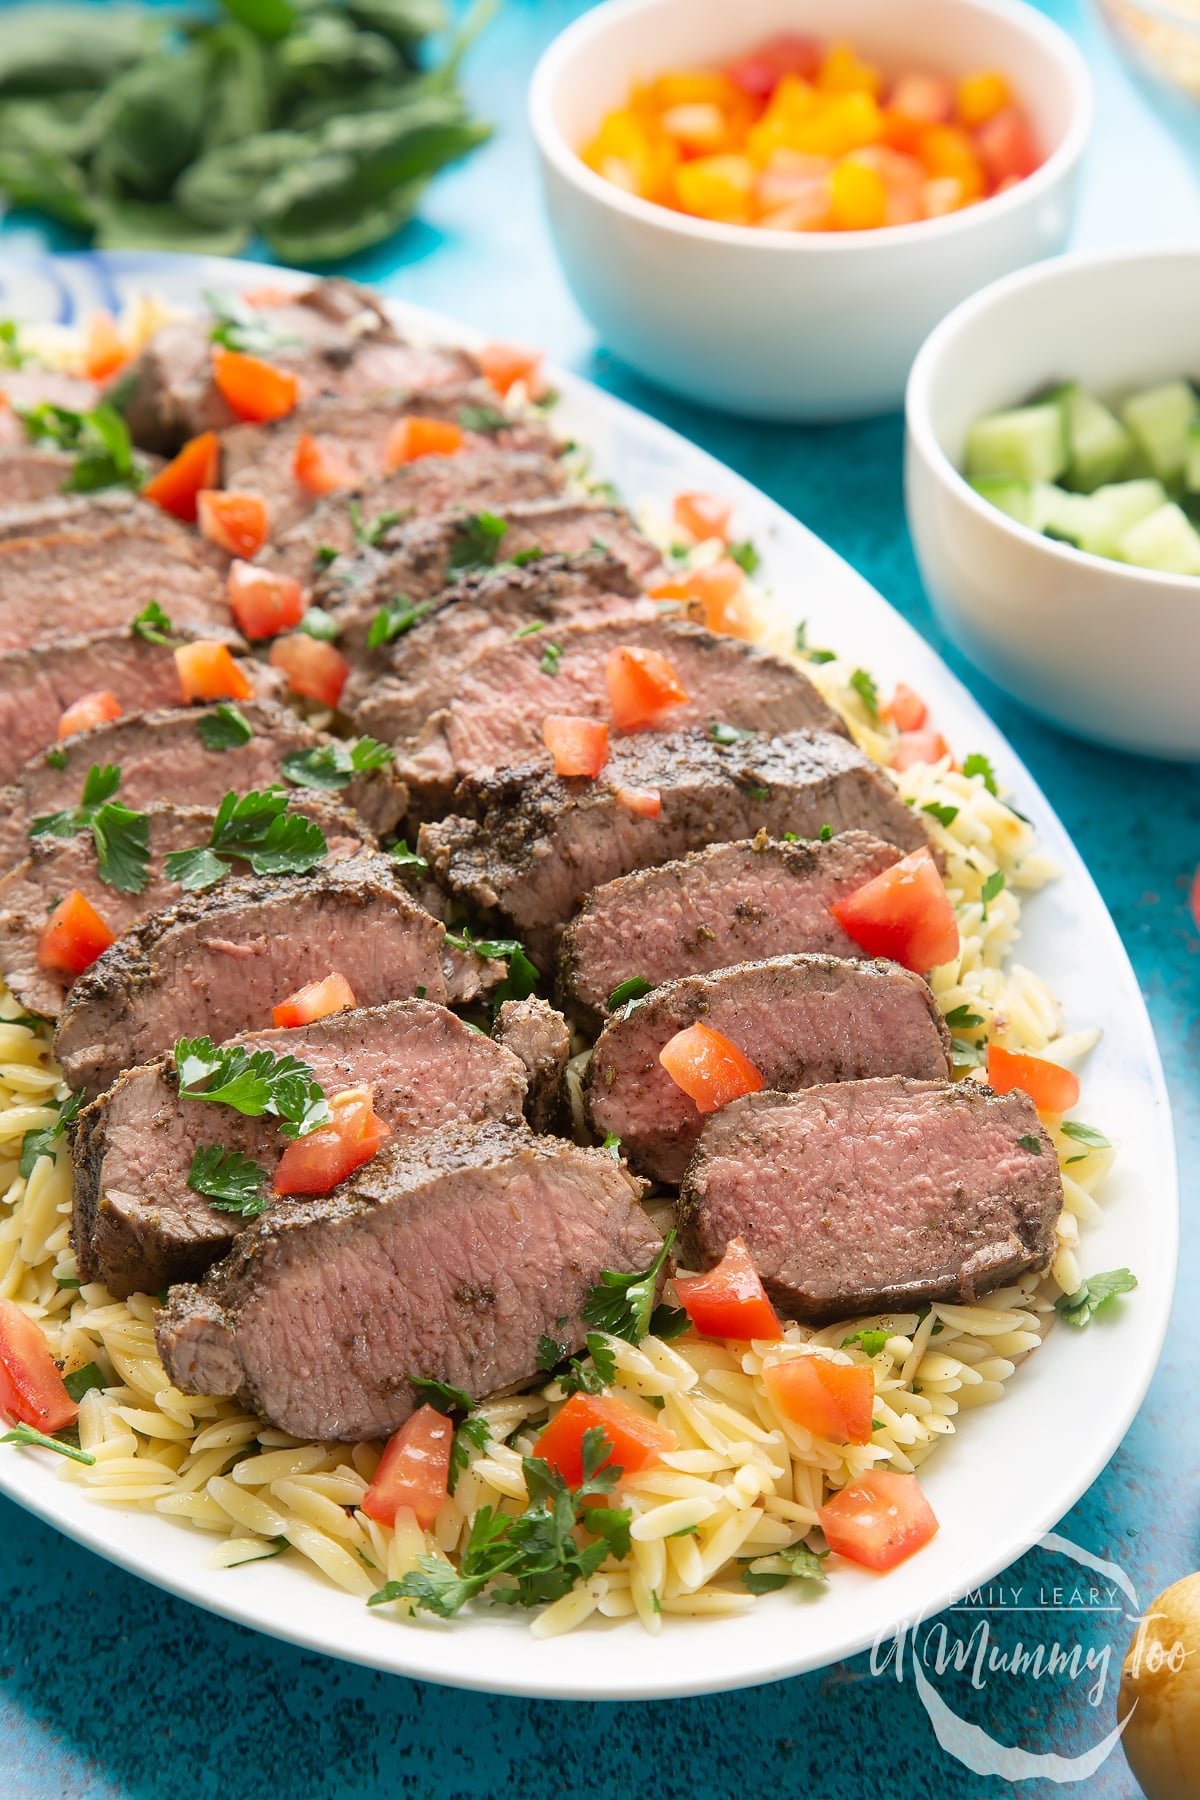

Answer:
[956,69,1011,128]
[786,91,884,158]
[674,153,756,223]
[915,123,985,198]
[653,70,741,109]
[829,159,887,229]
[817,40,883,97]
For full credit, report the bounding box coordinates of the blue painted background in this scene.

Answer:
[2,3,1197,1795]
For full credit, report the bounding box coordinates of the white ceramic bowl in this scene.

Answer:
[529,0,1092,420]
[905,245,1200,761]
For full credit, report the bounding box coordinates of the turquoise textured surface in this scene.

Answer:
[1,3,1198,1795]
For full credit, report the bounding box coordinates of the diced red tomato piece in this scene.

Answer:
[141,431,220,523]
[175,640,253,705]
[211,346,298,423]
[659,1022,764,1114]
[197,489,269,559]
[241,284,296,309]
[227,560,304,640]
[726,32,820,98]
[0,1300,78,1433]
[478,341,546,400]
[58,690,122,739]
[764,1355,874,1444]
[614,785,662,818]
[831,846,959,973]
[606,644,690,731]
[887,682,927,733]
[268,633,350,708]
[673,491,732,543]
[987,1044,1080,1114]
[272,971,357,1030]
[534,1392,676,1487]
[820,1469,939,1571]
[82,309,128,382]
[543,714,609,778]
[974,108,1041,188]
[675,1237,781,1341]
[273,1085,391,1196]
[650,560,756,639]
[385,416,465,469]
[361,1403,453,1529]
[891,728,951,770]
[36,889,115,978]
[292,431,355,496]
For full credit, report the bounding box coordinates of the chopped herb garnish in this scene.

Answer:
[30,764,149,895]
[367,595,430,650]
[1017,1134,1043,1155]
[740,781,770,803]
[601,1132,622,1160]
[0,319,26,367]
[740,1541,828,1594]
[607,976,653,1009]
[842,1329,890,1356]
[389,840,429,875]
[963,752,998,795]
[164,789,327,891]
[979,869,1005,919]
[582,1231,675,1346]
[197,704,254,752]
[728,539,760,575]
[807,648,837,665]
[350,501,405,548]
[281,737,392,791]
[55,1277,81,1291]
[19,401,141,493]
[174,1038,328,1140]
[818,824,833,842]
[943,1004,985,1030]
[2,1422,95,1465]
[457,403,507,433]
[297,607,339,643]
[63,1362,107,1403]
[206,289,300,358]
[187,1145,270,1215]
[1060,1120,1111,1152]
[1055,1268,1137,1329]
[31,761,120,840]
[849,668,880,722]
[540,1333,618,1399]
[710,721,754,745]
[508,546,544,567]
[448,510,507,573]
[538,641,563,676]
[314,545,340,569]
[443,927,539,1006]
[950,1037,985,1069]
[922,801,959,828]
[513,620,545,639]
[44,748,68,771]
[21,1091,83,1181]
[130,599,175,645]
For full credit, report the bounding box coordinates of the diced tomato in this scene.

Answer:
[534,1392,676,1487]
[272,971,357,1030]
[614,785,662,818]
[197,489,269,559]
[58,690,122,739]
[175,640,253,705]
[673,491,732,543]
[606,644,690,732]
[659,1022,764,1114]
[268,633,350,708]
[0,1301,78,1434]
[726,32,820,98]
[82,309,128,382]
[974,108,1041,187]
[987,1044,1080,1114]
[891,728,951,770]
[675,1237,781,1341]
[361,1404,453,1529]
[650,559,755,639]
[478,341,546,399]
[831,846,959,973]
[764,1355,874,1445]
[292,431,355,496]
[543,714,609,778]
[887,682,927,733]
[227,560,304,640]
[819,1469,938,1571]
[36,889,115,978]
[211,346,298,424]
[273,1085,391,1196]
[385,416,465,469]
[241,284,296,309]
[141,431,220,523]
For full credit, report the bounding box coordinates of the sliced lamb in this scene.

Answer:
[0,624,267,788]
[340,555,656,749]
[678,1076,1062,1322]
[0,795,372,1021]
[0,489,157,543]
[73,1001,530,1299]
[557,830,905,1028]
[494,996,571,1133]
[0,526,231,654]
[0,368,98,414]
[587,954,952,1183]
[155,1120,659,1441]
[0,447,76,506]
[54,853,495,1098]
[113,277,477,452]
[0,700,405,875]
[398,614,849,814]
[419,728,931,966]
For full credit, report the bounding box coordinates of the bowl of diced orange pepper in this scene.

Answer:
[530,0,1092,419]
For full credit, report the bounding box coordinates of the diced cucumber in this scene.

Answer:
[1046,382,1134,491]
[1029,481,1096,545]
[965,402,1067,484]
[969,476,1033,525]
[1187,419,1200,494]
[1075,479,1167,556]
[1117,501,1200,575]
[1120,379,1199,487]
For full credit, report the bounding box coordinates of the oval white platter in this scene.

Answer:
[0,250,1178,1701]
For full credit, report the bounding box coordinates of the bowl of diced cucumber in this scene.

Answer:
[905,246,1200,759]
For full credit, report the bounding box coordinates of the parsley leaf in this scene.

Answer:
[512,620,544,639]
[206,289,299,357]
[582,1231,674,1346]
[980,869,1005,919]
[298,608,339,643]
[187,1145,270,1215]
[740,1541,828,1594]
[849,668,880,723]
[389,839,429,875]
[818,823,833,842]
[20,401,141,493]
[1,1422,96,1465]
[728,539,760,575]
[601,1132,622,1159]
[174,1038,328,1139]
[710,721,754,745]
[130,600,176,645]
[1060,1120,1110,1152]
[63,1362,107,1403]
[842,1329,890,1356]
[44,748,67,771]
[18,1091,82,1182]
[922,801,959,828]
[943,1004,985,1030]
[164,789,327,891]
[607,976,653,1009]
[281,738,392,791]
[443,928,538,1005]
[1017,1134,1043,1155]
[537,1332,618,1399]
[950,1036,985,1069]
[197,705,253,751]
[90,800,150,894]
[367,595,430,649]
[1054,1268,1137,1329]
[807,648,837,665]
[538,641,563,676]
[448,510,507,574]
[0,319,26,367]
[963,752,998,795]
[350,501,407,549]
[457,403,507,433]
